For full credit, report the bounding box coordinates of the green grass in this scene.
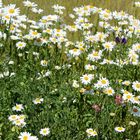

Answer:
[0,0,140,140]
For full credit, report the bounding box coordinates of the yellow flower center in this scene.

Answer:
[23,136,28,140]
[105,45,110,49]
[93,52,98,56]
[88,130,94,133]
[107,89,112,94]
[32,31,38,35]
[124,90,129,94]
[41,19,47,23]
[73,48,78,52]
[136,83,140,89]
[104,14,109,18]
[15,106,20,110]
[118,127,123,131]
[84,76,89,81]
[101,80,107,84]
[9,9,15,14]
[11,116,16,119]
[35,98,40,103]
[43,130,47,133]
[126,95,131,99]
[5,15,10,19]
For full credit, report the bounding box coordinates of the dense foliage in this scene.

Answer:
[0,1,140,140]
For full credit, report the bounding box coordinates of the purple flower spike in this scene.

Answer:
[115,37,120,43]
[121,38,127,44]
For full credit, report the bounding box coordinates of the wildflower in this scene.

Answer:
[12,104,24,112]
[8,60,14,65]
[121,37,127,44]
[23,0,37,8]
[40,128,50,136]
[104,87,115,96]
[100,59,115,65]
[132,81,140,92]
[16,42,26,49]
[4,4,20,17]
[29,30,41,39]
[85,64,96,71]
[115,37,121,43]
[13,119,26,127]
[8,115,18,121]
[115,37,127,44]
[40,60,48,66]
[122,81,131,86]
[43,71,51,77]
[18,115,26,121]
[79,88,86,93]
[115,127,125,132]
[129,121,136,126]
[131,106,140,117]
[96,32,108,42]
[135,2,140,7]
[31,8,43,14]
[123,93,134,102]
[69,48,81,57]
[33,98,43,104]
[18,53,23,57]
[87,50,102,61]
[103,41,116,51]
[18,132,31,140]
[52,4,65,15]
[72,80,79,88]
[110,112,116,116]
[80,74,93,85]
[0,0,2,7]
[55,66,61,70]
[86,128,97,137]
[131,96,140,104]
[99,9,112,21]
[95,77,109,88]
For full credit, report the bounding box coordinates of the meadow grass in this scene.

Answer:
[0,0,140,140]
[4,0,140,19]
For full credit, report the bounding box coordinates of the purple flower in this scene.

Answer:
[121,38,127,44]
[115,37,127,44]
[115,37,120,43]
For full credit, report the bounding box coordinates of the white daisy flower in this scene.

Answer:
[102,41,116,51]
[4,4,20,17]
[122,93,134,102]
[8,115,18,121]
[103,87,115,96]
[131,106,140,117]
[115,127,125,132]
[95,77,109,88]
[132,81,140,92]
[86,128,97,137]
[40,60,48,66]
[122,80,131,86]
[16,41,26,49]
[12,104,24,112]
[33,98,44,104]
[40,128,50,136]
[18,132,31,140]
[80,74,93,85]
[87,50,102,61]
